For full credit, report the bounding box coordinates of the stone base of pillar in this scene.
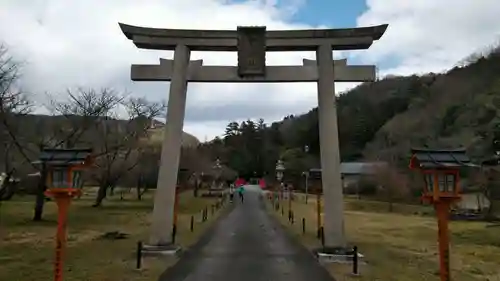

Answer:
[314,246,364,263]
[142,243,181,256]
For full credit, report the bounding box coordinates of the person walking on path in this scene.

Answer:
[237,185,245,203]
[229,183,235,202]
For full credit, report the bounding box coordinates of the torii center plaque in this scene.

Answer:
[237,26,266,77]
[118,22,388,253]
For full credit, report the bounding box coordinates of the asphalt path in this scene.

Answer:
[159,185,334,281]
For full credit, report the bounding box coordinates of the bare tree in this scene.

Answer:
[24,88,128,218]
[133,146,161,200]
[88,95,166,207]
[367,135,410,211]
[0,45,31,202]
[1,84,140,219]
[474,167,500,217]
[372,164,410,212]
[179,147,215,197]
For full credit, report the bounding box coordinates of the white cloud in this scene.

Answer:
[5,1,498,141]
[0,0,360,141]
[356,0,500,75]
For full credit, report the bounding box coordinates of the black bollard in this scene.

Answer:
[290,211,294,224]
[136,241,142,269]
[281,207,284,216]
[190,215,194,232]
[352,246,359,275]
[320,227,325,247]
[171,224,177,244]
[302,218,306,234]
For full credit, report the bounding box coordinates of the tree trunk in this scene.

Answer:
[93,184,108,207]
[193,181,199,197]
[33,165,47,221]
[136,177,142,200]
[136,185,142,201]
[486,195,496,218]
[482,186,495,218]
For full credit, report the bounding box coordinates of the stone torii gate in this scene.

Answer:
[119,23,388,252]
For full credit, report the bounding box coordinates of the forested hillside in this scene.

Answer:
[204,47,500,178]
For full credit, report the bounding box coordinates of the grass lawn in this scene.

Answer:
[268,193,500,281]
[0,188,226,281]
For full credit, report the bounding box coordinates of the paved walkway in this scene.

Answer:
[159,185,334,281]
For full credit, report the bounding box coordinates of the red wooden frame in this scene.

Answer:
[420,169,461,203]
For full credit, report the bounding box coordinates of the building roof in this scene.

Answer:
[340,162,387,175]
[309,162,388,176]
[33,148,93,166]
[409,148,478,169]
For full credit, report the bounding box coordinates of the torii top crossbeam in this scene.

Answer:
[119,23,388,51]
[118,23,388,83]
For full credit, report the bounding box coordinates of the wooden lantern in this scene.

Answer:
[409,148,475,204]
[409,147,477,281]
[309,168,322,195]
[275,160,285,182]
[34,148,93,197]
[33,148,93,281]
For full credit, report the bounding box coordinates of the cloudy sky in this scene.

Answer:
[1,0,500,141]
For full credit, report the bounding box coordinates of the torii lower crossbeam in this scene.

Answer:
[131,58,376,83]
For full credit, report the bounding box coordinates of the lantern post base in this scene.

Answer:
[142,243,181,256]
[434,200,452,281]
[314,246,364,263]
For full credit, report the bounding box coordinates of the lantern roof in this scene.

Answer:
[409,148,477,169]
[33,148,93,166]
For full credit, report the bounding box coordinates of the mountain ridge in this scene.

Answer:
[264,47,500,165]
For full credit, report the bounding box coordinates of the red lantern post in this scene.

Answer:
[409,148,476,281]
[45,188,82,281]
[174,185,179,227]
[309,169,323,237]
[36,148,93,281]
[316,191,321,232]
[276,159,285,206]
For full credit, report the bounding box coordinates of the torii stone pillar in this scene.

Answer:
[316,44,345,247]
[149,44,190,247]
[118,23,388,251]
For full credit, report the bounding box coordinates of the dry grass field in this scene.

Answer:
[269,193,500,281]
[0,188,225,281]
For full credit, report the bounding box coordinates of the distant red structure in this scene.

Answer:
[259,178,266,189]
[235,178,246,187]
